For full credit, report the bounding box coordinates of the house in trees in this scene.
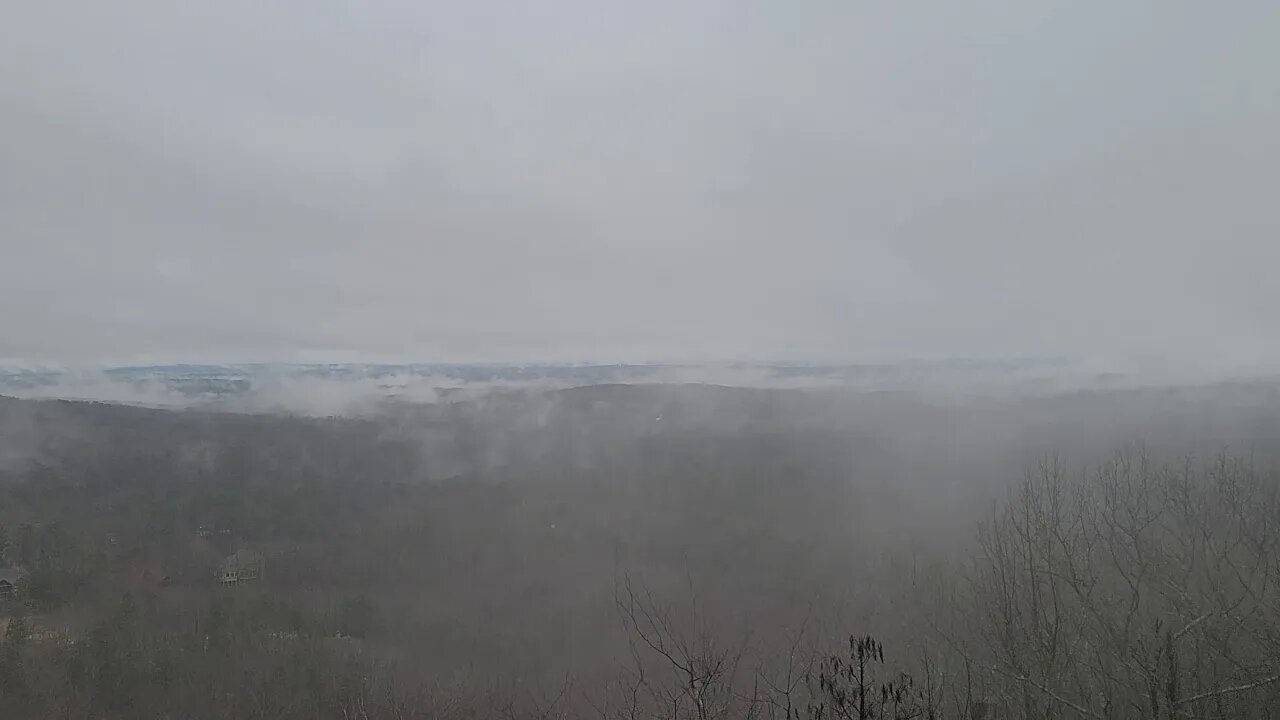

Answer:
[218,549,264,585]
[0,568,21,600]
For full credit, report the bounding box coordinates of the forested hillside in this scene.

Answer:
[3,383,1280,718]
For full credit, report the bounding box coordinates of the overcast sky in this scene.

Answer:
[2,2,1278,367]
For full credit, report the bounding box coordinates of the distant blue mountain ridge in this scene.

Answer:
[0,358,1084,403]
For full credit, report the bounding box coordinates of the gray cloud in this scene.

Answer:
[3,1,1278,366]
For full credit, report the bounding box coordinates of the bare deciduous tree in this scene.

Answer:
[952,451,1280,718]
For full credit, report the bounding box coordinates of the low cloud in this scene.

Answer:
[4,360,1277,419]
